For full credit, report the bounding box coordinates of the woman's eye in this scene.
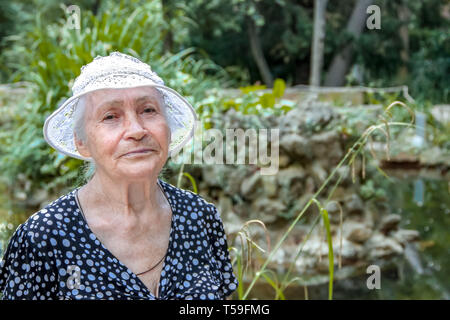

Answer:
[103,114,116,121]
[143,107,156,114]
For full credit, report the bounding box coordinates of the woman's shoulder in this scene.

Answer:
[17,188,79,241]
[158,178,219,213]
[0,189,77,265]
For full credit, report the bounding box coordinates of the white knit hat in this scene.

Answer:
[43,51,197,161]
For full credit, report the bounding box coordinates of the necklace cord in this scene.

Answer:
[75,179,171,277]
[136,252,167,276]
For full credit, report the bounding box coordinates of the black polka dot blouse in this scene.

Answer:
[0,178,238,300]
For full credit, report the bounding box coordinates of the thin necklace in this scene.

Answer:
[76,180,171,277]
[136,180,170,276]
[136,252,167,276]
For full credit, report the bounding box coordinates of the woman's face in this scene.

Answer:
[75,86,171,181]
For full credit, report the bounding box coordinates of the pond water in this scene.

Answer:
[239,170,449,300]
[368,171,450,299]
[337,172,449,300]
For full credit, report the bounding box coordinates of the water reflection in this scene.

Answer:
[349,173,448,299]
[243,171,449,300]
[413,178,424,206]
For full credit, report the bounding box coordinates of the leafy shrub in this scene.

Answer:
[0,0,236,207]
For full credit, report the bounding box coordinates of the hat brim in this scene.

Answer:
[43,79,197,161]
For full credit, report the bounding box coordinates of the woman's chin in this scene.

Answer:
[118,164,160,180]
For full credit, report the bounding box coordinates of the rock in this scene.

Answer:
[261,175,278,197]
[294,255,317,274]
[301,237,324,255]
[430,104,450,125]
[302,236,363,260]
[325,201,342,224]
[310,129,338,144]
[250,198,286,224]
[365,232,404,260]
[342,221,372,243]
[361,206,375,229]
[277,165,306,188]
[329,186,347,202]
[240,172,262,200]
[304,176,316,194]
[279,133,311,158]
[202,165,224,187]
[233,202,251,220]
[224,166,247,195]
[391,229,420,245]
[309,130,343,164]
[344,194,364,215]
[379,214,401,234]
[330,165,352,187]
[286,192,315,219]
[269,246,286,266]
[218,194,233,220]
[278,154,291,168]
[337,238,364,260]
[310,162,328,186]
[279,102,338,135]
[277,166,306,205]
[278,108,304,135]
[306,237,363,273]
[316,257,334,273]
[419,146,450,166]
[222,209,246,235]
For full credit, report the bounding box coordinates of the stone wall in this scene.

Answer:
[190,101,421,283]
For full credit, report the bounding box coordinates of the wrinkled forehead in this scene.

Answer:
[84,86,164,115]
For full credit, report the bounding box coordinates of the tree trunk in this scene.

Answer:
[397,4,410,81]
[161,0,174,53]
[324,0,372,86]
[247,17,274,87]
[310,0,328,86]
[91,0,101,16]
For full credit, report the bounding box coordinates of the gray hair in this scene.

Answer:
[73,94,96,183]
[72,88,172,183]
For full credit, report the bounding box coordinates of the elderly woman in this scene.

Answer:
[0,52,238,300]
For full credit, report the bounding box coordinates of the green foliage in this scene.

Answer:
[409,28,450,103]
[360,179,387,200]
[352,0,449,103]
[226,79,291,115]
[168,0,449,102]
[194,78,292,131]
[2,0,448,103]
[0,0,235,206]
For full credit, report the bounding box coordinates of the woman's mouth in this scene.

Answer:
[122,148,154,157]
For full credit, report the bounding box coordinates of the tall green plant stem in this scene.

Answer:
[242,120,414,299]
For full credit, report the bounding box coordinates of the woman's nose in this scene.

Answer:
[124,114,146,140]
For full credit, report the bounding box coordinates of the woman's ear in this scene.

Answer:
[74,133,92,158]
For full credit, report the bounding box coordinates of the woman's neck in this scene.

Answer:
[82,171,163,220]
